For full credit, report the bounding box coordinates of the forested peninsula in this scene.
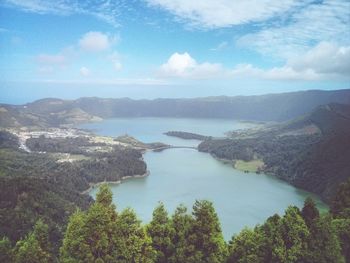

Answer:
[198,103,350,202]
[164,131,210,141]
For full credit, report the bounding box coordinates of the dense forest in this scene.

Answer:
[1,180,350,263]
[26,135,103,154]
[0,130,147,255]
[199,103,350,201]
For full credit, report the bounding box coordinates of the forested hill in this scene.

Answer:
[0,130,148,255]
[1,89,350,127]
[198,103,350,202]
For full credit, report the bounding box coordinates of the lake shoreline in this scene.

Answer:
[81,170,150,195]
[78,117,329,239]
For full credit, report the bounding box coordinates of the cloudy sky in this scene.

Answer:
[0,0,349,103]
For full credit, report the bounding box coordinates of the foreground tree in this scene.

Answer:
[254,207,310,263]
[280,206,309,263]
[227,227,265,263]
[147,203,174,262]
[59,210,89,262]
[260,214,287,262]
[304,215,344,263]
[60,184,155,263]
[301,197,320,227]
[331,178,350,218]
[60,184,119,262]
[187,200,227,263]
[168,205,194,263]
[13,220,52,263]
[115,208,156,262]
[332,218,350,263]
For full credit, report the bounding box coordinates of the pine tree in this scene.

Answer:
[187,200,227,263]
[168,205,194,263]
[303,215,345,263]
[115,208,156,263]
[60,184,119,262]
[60,210,93,262]
[60,184,157,262]
[147,203,175,263]
[301,197,320,227]
[33,219,52,256]
[227,227,265,263]
[260,214,287,263]
[280,206,309,263]
[332,218,350,263]
[13,220,52,263]
[331,178,350,218]
[96,183,114,207]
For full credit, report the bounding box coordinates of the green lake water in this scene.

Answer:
[81,117,326,240]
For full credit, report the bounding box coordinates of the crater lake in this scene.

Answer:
[80,117,326,240]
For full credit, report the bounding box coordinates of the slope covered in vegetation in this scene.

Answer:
[198,103,350,201]
[0,131,147,255]
[1,181,350,263]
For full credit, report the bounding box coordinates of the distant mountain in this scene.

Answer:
[0,99,101,127]
[198,103,350,202]
[228,102,350,138]
[1,89,349,127]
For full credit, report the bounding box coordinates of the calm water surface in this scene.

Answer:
[81,117,326,240]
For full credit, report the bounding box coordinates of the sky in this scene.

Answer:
[0,0,349,103]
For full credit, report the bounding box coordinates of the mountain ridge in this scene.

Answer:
[1,89,350,128]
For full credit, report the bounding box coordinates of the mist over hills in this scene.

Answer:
[1,89,350,127]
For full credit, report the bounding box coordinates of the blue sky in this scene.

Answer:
[0,0,349,103]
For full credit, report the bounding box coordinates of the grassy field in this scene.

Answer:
[234,159,264,173]
[54,153,90,163]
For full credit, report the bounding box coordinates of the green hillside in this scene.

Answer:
[198,103,350,202]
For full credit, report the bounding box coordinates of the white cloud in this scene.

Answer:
[80,66,90,77]
[79,32,116,52]
[287,42,350,75]
[160,52,196,76]
[230,64,321,81]
[160,45,350,81]
[2,0,126,27]
[35,33,121,76]
[146,0,304,29]
[230,42,350,81]
[159,52,224,78]
[237,0,350,58]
